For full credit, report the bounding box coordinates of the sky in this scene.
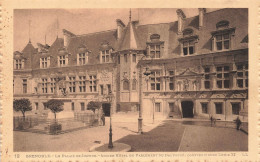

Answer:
[14,8,219,52]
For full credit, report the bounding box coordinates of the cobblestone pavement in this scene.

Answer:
[14,119,248,152]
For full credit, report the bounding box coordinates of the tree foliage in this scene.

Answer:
[87,101,102,113]
[13,98,32,117]
[46,99,64,119]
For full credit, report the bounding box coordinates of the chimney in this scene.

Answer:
[62,29,76,47]
[176,9,186,35]
[116,19,125,39]
[198,8,206,30]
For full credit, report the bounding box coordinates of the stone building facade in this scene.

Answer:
[13,8,248,121]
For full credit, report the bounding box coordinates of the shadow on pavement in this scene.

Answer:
[115,121,185,152]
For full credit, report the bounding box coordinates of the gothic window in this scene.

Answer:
[123,80,129,91]
[101,50,110,63]
[79,76,86,92]
[216,66,230,89]
[22,79,27,94]
[211,20,234,51]
[150,45,161,58]
[58,55,67,67]
[50,78,56,93]
[15,59,23,69]
[69,76,76,93]
[204,67,211,89]
[89,75,97,92]
[183,40,195,55]
[216,33,230,50]
[41,78,48,93]
[40,57,48,68]
[169,70,174,90]
[236,64,248,88]
[150,71,161,91]
[78,53,88,65]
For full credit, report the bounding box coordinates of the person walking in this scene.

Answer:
[235,116,242,130]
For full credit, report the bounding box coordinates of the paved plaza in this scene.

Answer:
[14,118,248,152]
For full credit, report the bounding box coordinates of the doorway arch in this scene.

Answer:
[181,101,194,118]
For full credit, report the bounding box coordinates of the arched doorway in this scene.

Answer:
[181,101,194,118]
[102,103,111,117]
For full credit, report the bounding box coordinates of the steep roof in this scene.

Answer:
[67,30,118,65]
[118,21,142,51]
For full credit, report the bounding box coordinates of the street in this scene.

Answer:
[14,119,248,152]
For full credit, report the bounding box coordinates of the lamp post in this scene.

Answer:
[138,65,151,134]
[106,90,114,148]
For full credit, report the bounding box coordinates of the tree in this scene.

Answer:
[13,98,32,119]
[87,101,102,113]
[45,99,64,120]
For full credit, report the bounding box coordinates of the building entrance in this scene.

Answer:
[181,101,194,118]
[102,103,111,117]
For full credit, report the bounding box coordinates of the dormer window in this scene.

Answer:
[150,45,161,58]
[99,41,112,63]
[14,59,23,69]
[183,40,195,55]
[178,29,198,56]
[101,50,111,63]
[211,20,235,51]
[216,33,230,51]
[40,57,50,68]
[58,55,68,67]
[147,34,164,59]
[77,53,88,65]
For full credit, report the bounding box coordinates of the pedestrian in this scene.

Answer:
[101,113,105,126]
[210,115,216,127]
[235,116,242,130]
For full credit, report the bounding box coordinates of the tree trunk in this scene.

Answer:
[22,111,25,121]
[54,113,56,120]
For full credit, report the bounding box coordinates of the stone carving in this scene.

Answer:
[100,70,109,82]
[183,79,189,91]
[56,77,68,96]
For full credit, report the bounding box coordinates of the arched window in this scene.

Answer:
[123,80,129,91]
[132,79,137,90]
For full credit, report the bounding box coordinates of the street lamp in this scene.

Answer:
[106,90,114,148]
[138,65,151,134]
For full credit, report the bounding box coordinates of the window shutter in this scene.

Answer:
[47,57,50,68]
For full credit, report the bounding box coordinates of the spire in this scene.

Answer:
[129,9,132,22]
[28,19,31,43]
[56,15,59,38]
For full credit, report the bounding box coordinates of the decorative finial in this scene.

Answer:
[129,9,132,22]
[28,19,31,43]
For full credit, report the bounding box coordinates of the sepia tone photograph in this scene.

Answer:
[12,8,249,153]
